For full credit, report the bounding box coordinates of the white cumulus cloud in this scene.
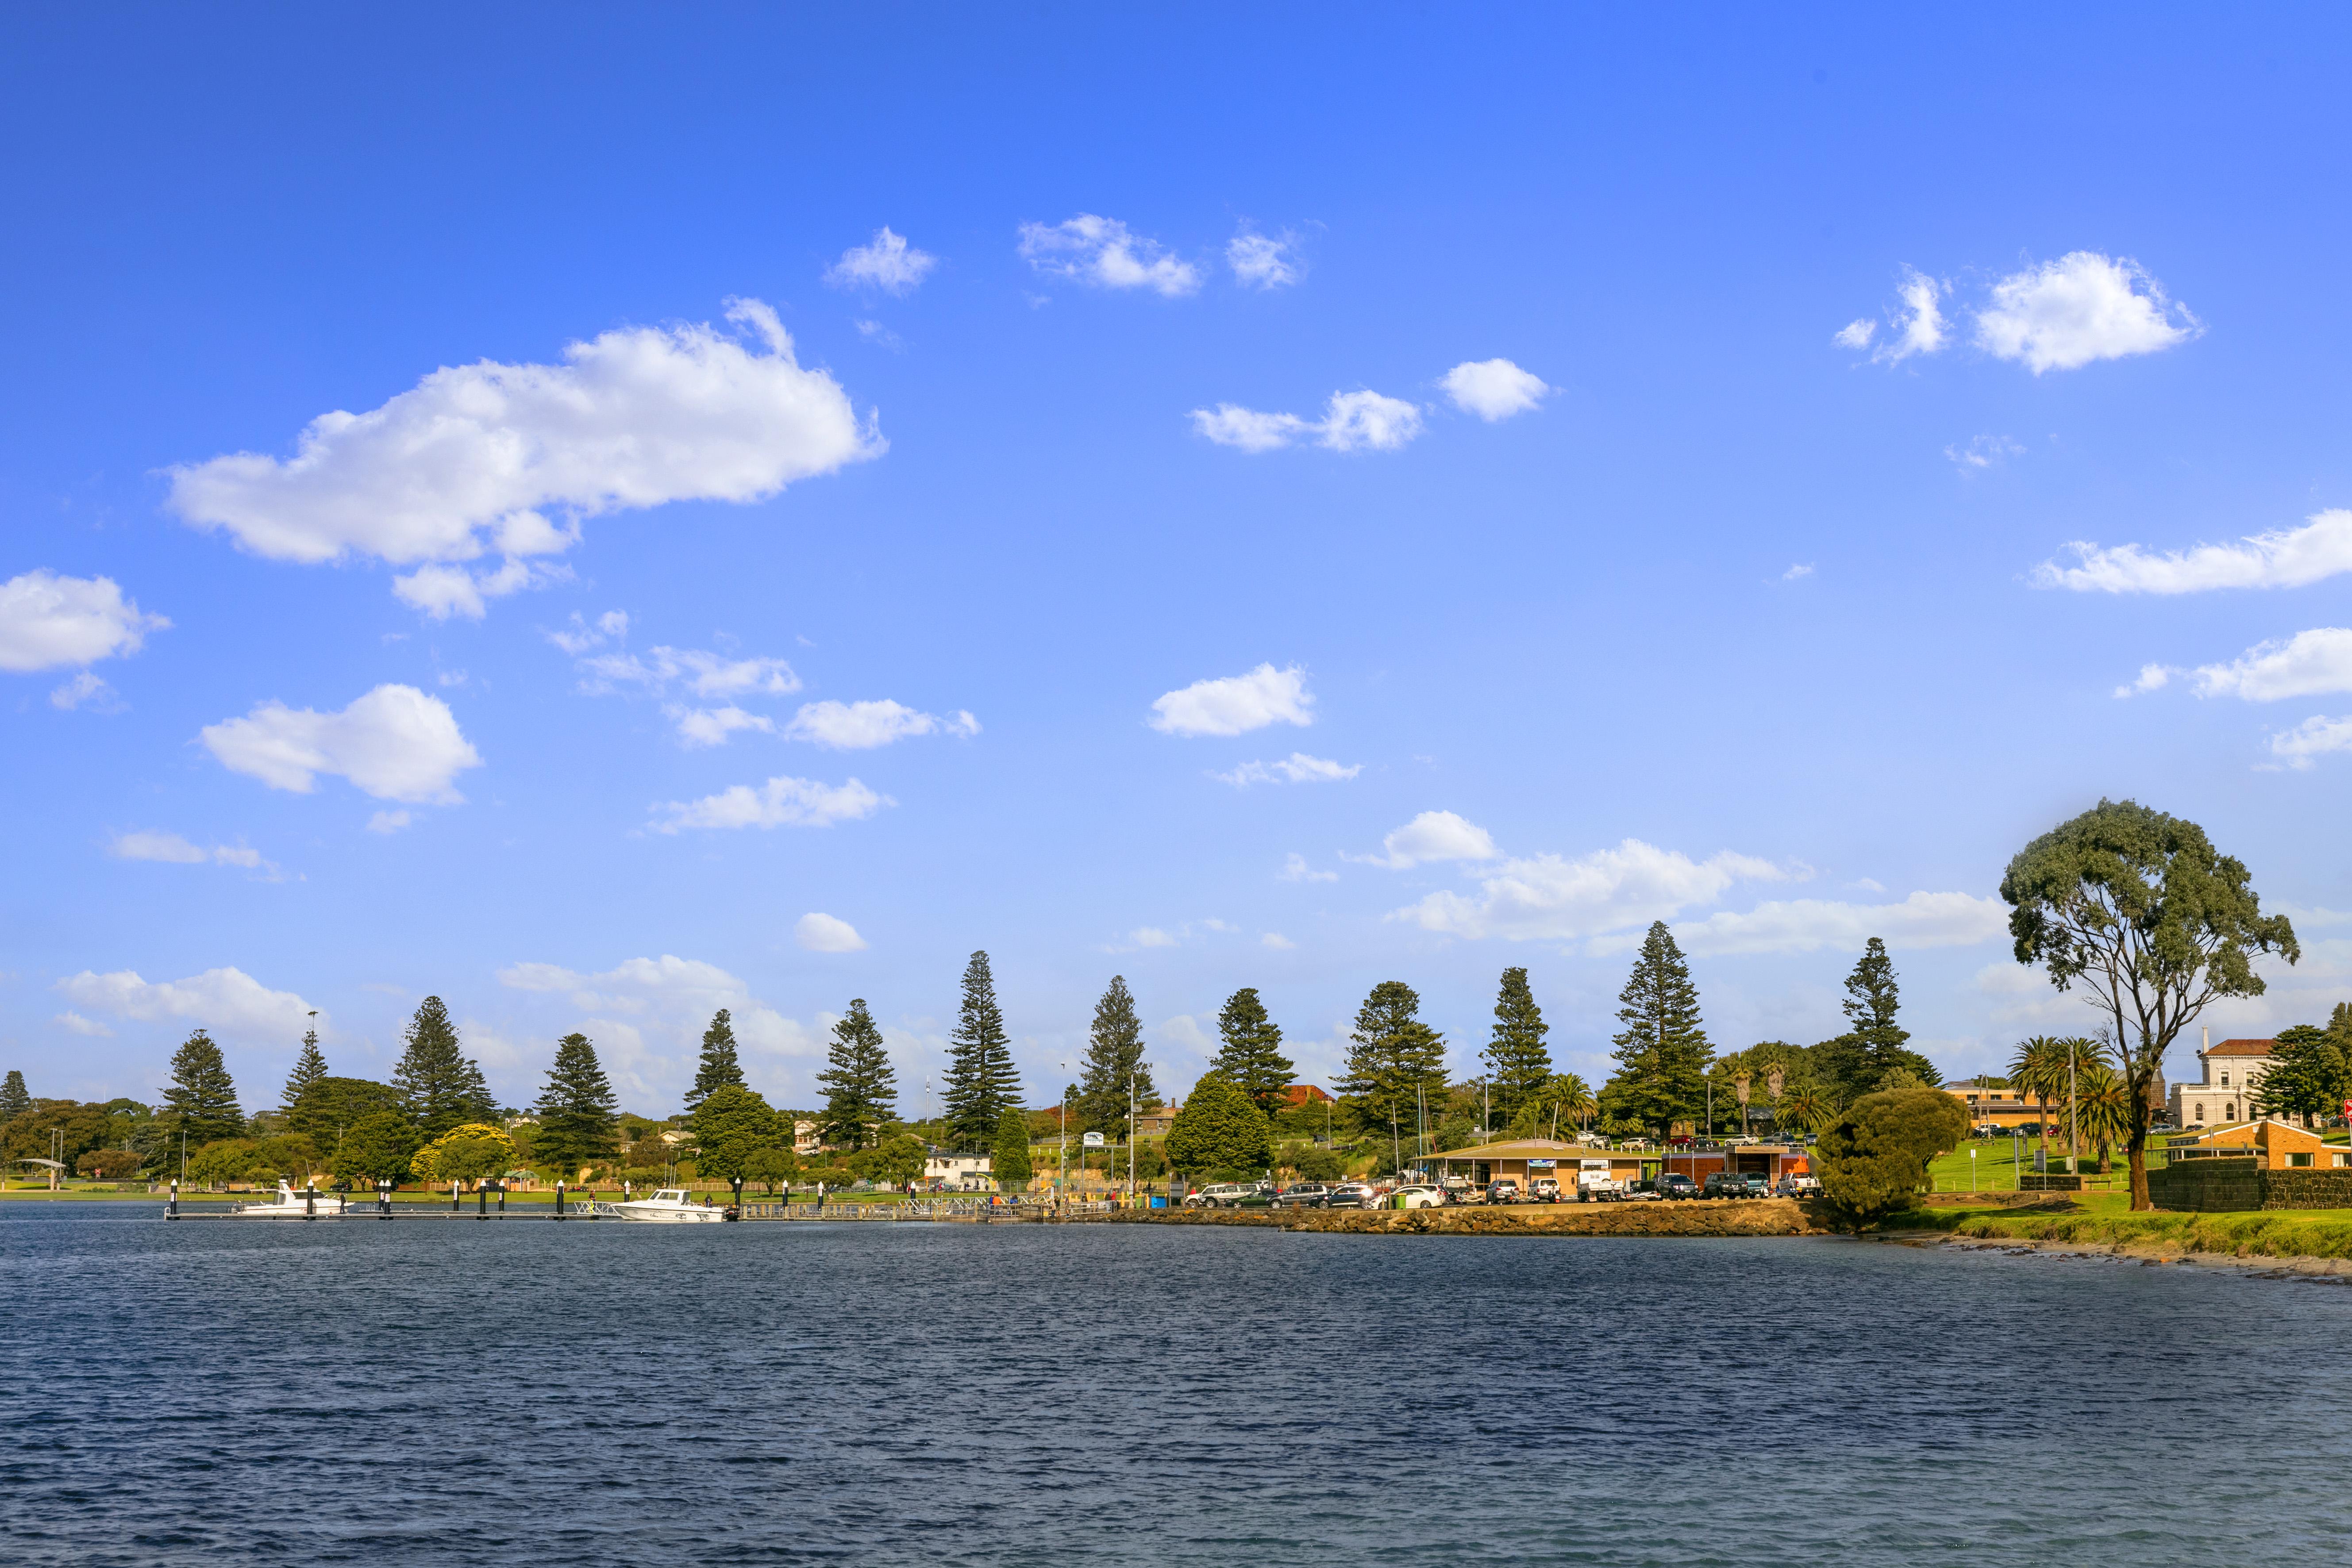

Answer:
[794,912,869,953]
[1130,927,1179,949]
[109,830,274,873]
[54,1011,113,1037]
[1642,891,2010,957]
[200,684,482,803]
[1840,268,1946,364]
[783,699,980,749]
[2190,629,2352,702]
[1975,252,2199,373]
[2035,510,2352,594]
[547,609,630,655]
[1440,359,1549,421]
[825,227,937,294]
[578,645,798,699]
[1261,932,1296,950]
[497,953,823,1104]
[0,570,169,673]
[652,774,889,832]
[2270,715,2352,770]
[1279,852,1337,884]
[1149,663,1313,737]
[1018,214,1201,296]
[166,299,880,616]
[366,810,413,834]
[673,705,775,748]
[1395,838,1788,941]
[1191,390,1423,453]
[1213,752,1360,787]
[1227,228,1301,289]
[1359,810,1498,870]
[54,965,320,1042]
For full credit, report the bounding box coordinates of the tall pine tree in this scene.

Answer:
[161,1028,244,1146]
[280,1023,328,1115]
[683,1009,745,1113]
[0,1068,31,1120]
[943,951,1020,1149]
[1210,987,1294,1120]
[1482,968,1553,1125]
[392,996,497,1140]
[1336,981,1448,1139]
[533,1032,620,1179]
[1601,923,1712,1139]
[816,999,897,1151]
[1078,976,1158,1134]
[1841,938,1940,1091]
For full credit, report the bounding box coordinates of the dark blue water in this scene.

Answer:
[4,1204,2347,1565]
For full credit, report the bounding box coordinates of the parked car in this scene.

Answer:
[1184,1183,1256,1208]
[1529,1177,1563,1203]
[1578,1176,1630,1201]
[1656,1172,1701,1200]
[1775,1174,1821,1198]
[1394,1184,1446,1209]
[1701,1172,1746,1198]
[1269,1183,1331,1209]
[1439,1173,1478,1202]
[1485,1178,1522,1205]
[1323,1182,1380,1209]
[1740,1173,1771,1197]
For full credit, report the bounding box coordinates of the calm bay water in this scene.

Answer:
[4,1203,2347,1565]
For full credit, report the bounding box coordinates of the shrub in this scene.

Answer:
[1817,1087,1970,1234]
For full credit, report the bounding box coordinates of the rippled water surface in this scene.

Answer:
[6,1203,2349,1565]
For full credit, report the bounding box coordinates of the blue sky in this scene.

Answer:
[7,6,2351,1116]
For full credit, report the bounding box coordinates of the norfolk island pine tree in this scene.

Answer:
[280,1026,328,1116]
[943,952,1020,1149]
[392,997,497,1140]
[683,1009,746,1114]
[1079,976,1159,1136]
[1483,968,1553,1127]
[162,1029,244,1149]
[816,999,897,1151]
[534,1032,621,1180]
[1602,923,1711,1141]
[1210,987,1293,1121]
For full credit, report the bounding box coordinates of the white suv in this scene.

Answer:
[1184,1183,1255,1208]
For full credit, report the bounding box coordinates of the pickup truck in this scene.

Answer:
[1528,1177,1563,1203]
[1776,1173,1821,1198]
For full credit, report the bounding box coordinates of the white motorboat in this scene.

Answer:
[230,1181,347,1218]
[610,1188,728,1223]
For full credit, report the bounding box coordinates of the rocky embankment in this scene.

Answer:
[1113,1197,1816,1237]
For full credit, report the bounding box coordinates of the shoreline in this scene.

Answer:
[1115,1199,1819,1237]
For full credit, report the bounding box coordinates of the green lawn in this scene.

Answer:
[1940,1205,2352,1260]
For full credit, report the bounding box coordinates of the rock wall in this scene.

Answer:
[1112,1199,1814,1237]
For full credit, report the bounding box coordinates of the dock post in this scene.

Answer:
[496,1183,506,1218]
[377,1178,392,1217]
[555,1180,566,1219]
[451,1180,460,1214]
[305,1184,317,1220]
[477,1184,488,1219]
[168,1178,178,1219]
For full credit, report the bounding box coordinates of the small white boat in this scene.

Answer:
[610,1188,728,1223]
[231,1181,346,1218]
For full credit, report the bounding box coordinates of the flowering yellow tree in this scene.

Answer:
[410,1122,516,1188]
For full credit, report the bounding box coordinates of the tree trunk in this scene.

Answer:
[2127,1131,2149,1209]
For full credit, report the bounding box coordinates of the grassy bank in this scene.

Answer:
[1943,1205,2352,1260]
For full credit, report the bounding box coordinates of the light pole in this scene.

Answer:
[1058,1064,1069,1198]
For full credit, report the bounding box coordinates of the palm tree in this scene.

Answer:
[2073,1060,2134,1174]
[2008,1037,2067,1169]
[1541,1072,1595,1139]
[1776,1088,1833,1138]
